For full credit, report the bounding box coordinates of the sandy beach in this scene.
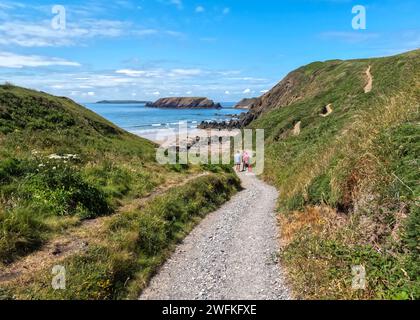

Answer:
[137,127,241,147]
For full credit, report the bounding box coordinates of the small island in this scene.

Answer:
[96,100,152,104]
[146,97,222,109]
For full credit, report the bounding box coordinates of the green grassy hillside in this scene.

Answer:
[0,84,240,299]
[0,84,162,263]
[248,49,419,299]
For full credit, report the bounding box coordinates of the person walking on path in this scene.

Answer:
[242,151,249,172]
[234,151,242,172]
[247,151,253,173]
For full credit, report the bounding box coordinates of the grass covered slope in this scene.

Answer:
[0,84,163,264]
[248,49,419,299]
[0,83,156,159]
[0,84,241,299]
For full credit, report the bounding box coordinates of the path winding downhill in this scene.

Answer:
[364,66,373,93]
[140,172,290,300]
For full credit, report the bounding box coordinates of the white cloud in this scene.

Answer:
[2,60,273,101]
[216,70,241,76]
[0,1,25,10]
[195,6,205,13]
[133,29,159,36]
[227,77,267,82]
[0,18,184,47]
[164,30,185,38]
[319,31,379,43]
[0,51,81,68]
[260,89,269,93]
[115,68,202,79]
[133,29,185,38]
[0,19,128,47]
[170,68,202,76]
[78,91,96,97]
[169,0,183,10]
[116,69,147,77]
[222,7,230,15]
[243,88,251,94]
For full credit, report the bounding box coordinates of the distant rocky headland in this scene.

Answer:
[234,97,259,109]
[146,97,222,109]
[96,100,152,104]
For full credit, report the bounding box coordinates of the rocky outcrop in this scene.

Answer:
[146,97,222,109]
[234,98,259,109]
[198,119,242,130]
[199,67,312,130]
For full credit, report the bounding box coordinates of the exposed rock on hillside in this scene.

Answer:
[199,67,308,129]
[234,98,259,109]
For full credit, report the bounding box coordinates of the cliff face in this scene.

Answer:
[234,98,259,109]
[234,67,314,127]
[199,67,308,129]
[146,97,222,109]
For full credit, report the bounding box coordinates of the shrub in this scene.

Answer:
[19,162,111,218]
[136,213,168,256]
[2,82,14,90]
[167,163,189,173]
[0,158,25,183]
[307,173,332,206]
[0,206,46,264]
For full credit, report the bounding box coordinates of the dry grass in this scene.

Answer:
[278,206,353,299]
[260,50,420,300]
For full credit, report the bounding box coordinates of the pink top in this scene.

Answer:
[243,152,250,164]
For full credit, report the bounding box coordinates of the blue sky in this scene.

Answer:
[0,0,418,102]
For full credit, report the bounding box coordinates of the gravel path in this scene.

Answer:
[139,172,290,300]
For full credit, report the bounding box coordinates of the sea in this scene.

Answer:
[84,102,245,141]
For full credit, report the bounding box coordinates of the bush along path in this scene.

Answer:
[140,171,291,300]
[0,173,210,284]
[0,172,241,299]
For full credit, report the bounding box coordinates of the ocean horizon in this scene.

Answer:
[84,102,245,141]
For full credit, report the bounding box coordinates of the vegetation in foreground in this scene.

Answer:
[2,173,240,299]
[0,84,166,265]
[0,84,240,299]
[249,49,419,299]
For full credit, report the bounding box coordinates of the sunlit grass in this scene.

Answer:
[252,49,420,299]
